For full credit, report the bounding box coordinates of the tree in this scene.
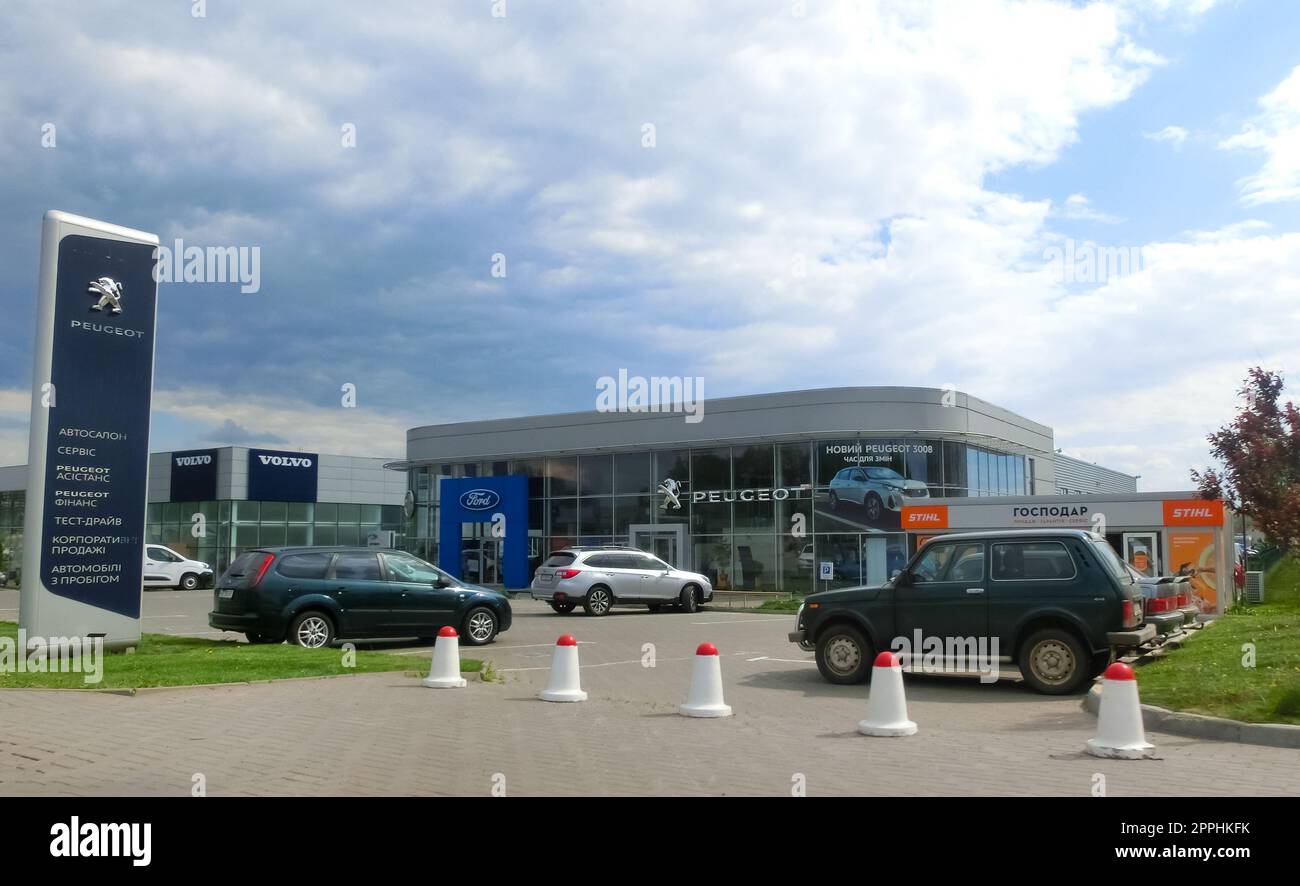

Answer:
[1193,368,1300,552]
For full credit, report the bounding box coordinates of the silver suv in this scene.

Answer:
[530,547,714,616]
[828,466,929,521]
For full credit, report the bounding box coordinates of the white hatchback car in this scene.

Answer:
[143,544,214,591]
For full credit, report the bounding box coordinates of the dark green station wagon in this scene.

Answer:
[209,546,512,648]
[788,529,1156,694]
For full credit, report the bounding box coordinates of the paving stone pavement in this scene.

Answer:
[1,591,1297,796]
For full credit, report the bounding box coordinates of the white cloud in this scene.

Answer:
[1059,193,1123,223]
[1144,124,1190,148]
[1221,64,1300,205]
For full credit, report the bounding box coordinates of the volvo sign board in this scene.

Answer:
[20,211,160,649]
[170,448,219,502]
[247,448,318,502]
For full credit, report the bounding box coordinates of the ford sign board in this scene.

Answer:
[460,489,500,511]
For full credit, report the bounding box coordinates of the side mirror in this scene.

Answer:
[892,570,910,586]
[432,577,451,589]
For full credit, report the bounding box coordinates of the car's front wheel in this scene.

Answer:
[462,607,499,645]
[549,600,577,614]
[864,493,883,522]
[679,585,699,614]
[179,573,200,591]
[583,586,612,616]
[289,611,335,649]
[815,624,872,684]
[1019,628,1088,694]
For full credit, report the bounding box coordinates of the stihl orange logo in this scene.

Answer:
[902,505,948,530]
[1162,499,1224,526]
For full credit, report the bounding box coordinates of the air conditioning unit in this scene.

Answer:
[366,530,397,549]
[1245,570,1265,604]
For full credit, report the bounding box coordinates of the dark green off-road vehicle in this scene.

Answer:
[788,529,1156,694]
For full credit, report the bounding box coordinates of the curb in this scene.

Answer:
[0,665,484,696]
[1082,684,1300,749]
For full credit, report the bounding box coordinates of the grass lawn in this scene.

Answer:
[0,621,481,691]
[1136,558,1300,725]
[757,597,803,613]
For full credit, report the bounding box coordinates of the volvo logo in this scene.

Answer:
[258,455,313,468]
[460,489,500,511]
[174,455,211,467]
[88,277,124,314]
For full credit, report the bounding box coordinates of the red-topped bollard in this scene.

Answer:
[539,635,587,702]
[857,650,917,736]
[679,642,732,718]
[1086,662,1154,759]
[423,626,467,689]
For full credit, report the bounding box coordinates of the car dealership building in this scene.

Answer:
[0,446,406,585]
[395,386,1168,596]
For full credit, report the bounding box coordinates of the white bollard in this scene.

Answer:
[679,642,732,718]
[539,634,588,702]
[857,651,917,736]
[1086,662,1155,759]
[423,626,467,689]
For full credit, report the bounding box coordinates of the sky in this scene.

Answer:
[1,0,1299,490]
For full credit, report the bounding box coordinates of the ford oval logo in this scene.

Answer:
[460,489,500,511]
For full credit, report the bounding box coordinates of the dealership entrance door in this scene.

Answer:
[629,524,686,569]
[461,535,501,586]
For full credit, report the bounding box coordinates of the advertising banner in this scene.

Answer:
[20,211,159,648]
[1168,531,1219,612]
[247,448,318,503]
[170,448,218,502]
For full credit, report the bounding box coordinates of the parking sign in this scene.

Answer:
[819,561,833,580]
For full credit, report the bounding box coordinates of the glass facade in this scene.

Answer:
[146,500,404,574]
[0,491,403,586]
[0,490,23,588]
[403,437,1031,595]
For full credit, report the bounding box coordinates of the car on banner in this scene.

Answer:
[788,529,1156,694]
[530,546,714,615]
[143,544,214,590]
[208,546,512,647]
[827,466,929,522]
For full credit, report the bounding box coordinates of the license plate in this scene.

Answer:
[538,573,553,584]
[217,588,234,599]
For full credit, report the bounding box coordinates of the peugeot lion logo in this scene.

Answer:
[460,489,500,511]
[658,477,682,510]
[88,277,124,314]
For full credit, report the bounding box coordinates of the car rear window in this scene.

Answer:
[277,552,333,579]
[991,542,1077,580]
[219,551,271,588]
[1089,539,1133,585]
[544,552,576,567]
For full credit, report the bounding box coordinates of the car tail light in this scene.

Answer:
[555,568,581,580]
[249,553,275,588]
[1122,598,1141,628]
[1148,597,1172,613]
[1176,592,1190,608]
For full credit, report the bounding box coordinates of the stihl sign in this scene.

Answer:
[901,505,948,530]
[1162,499,1225,526]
